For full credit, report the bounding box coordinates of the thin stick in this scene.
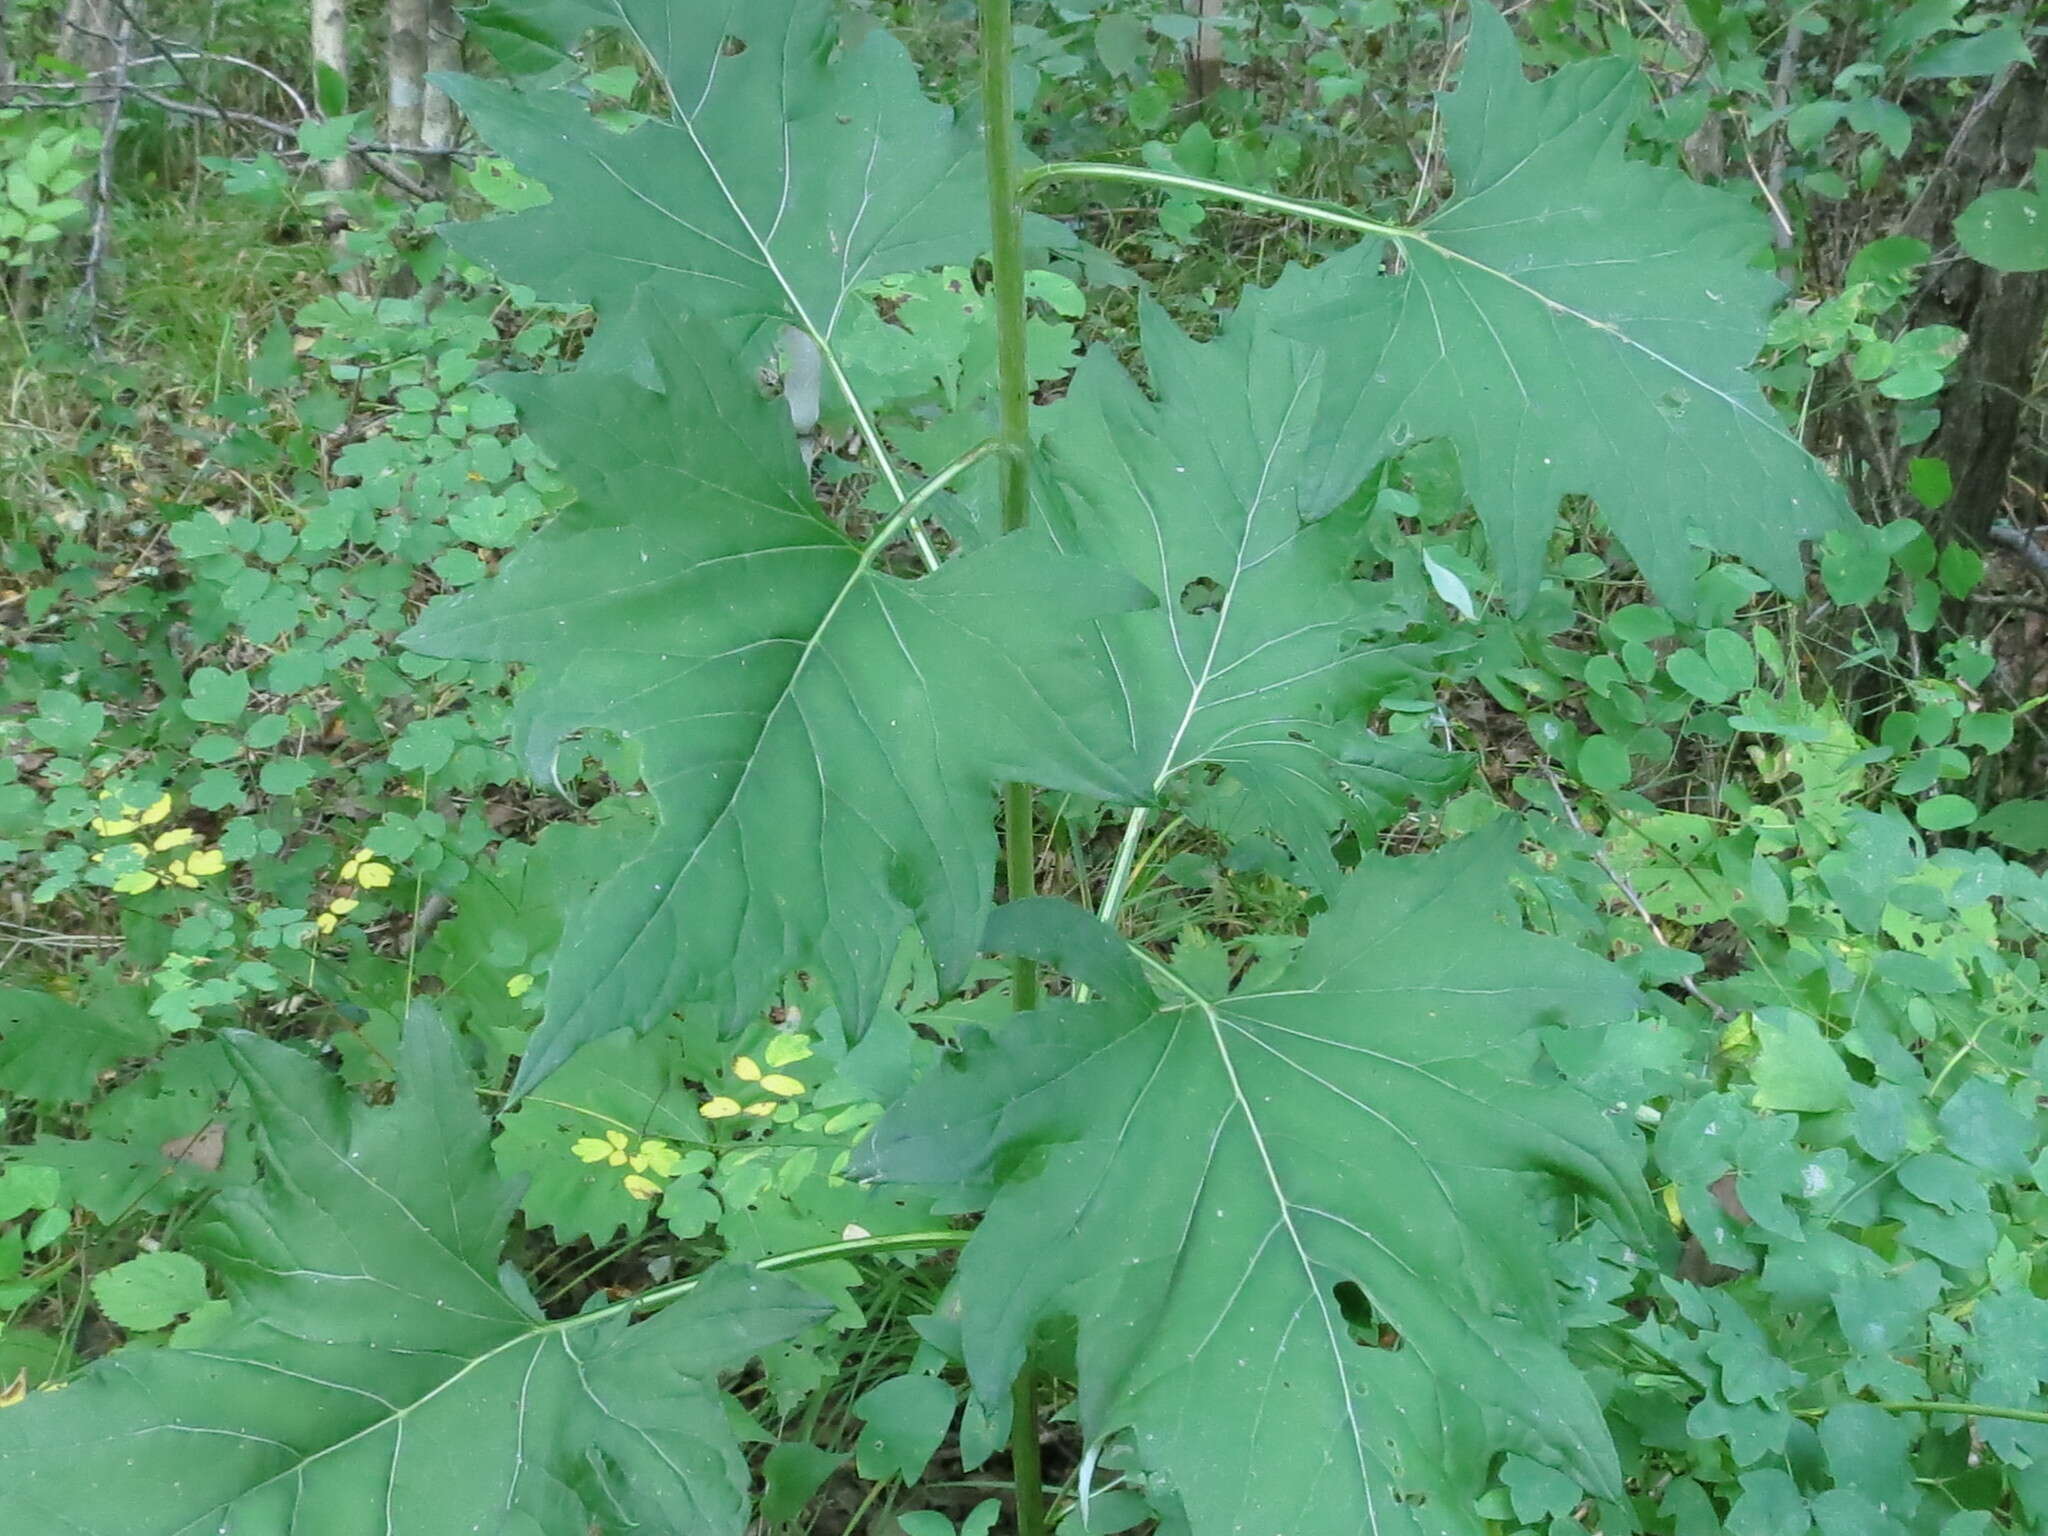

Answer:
[76,14,132,334]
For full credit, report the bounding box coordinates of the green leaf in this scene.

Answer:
[1977,798,2048,854]
[1908,455,1954,510]
[853,1373,958,1483]
[1938,1077,2035,1177]
[1576,734,1630,792]
[90,1251,209,1332]
[1956,188,2048,274]
[863,833,1659,1536]
[0,987,159,1105]
[1269,4,1846,607]
[1749,1008,1852,1114]
[444,0,997,348]
[181,665,251,725]
[494,1027,709,1244]
[1820,525,1892,606]
[1907,21,2031,79]
[0,1164,61,1222]
[1915,793,1976,831]
[1037,299,1465,890]
[0,1009,830,1533]
[405,310,1147,1089]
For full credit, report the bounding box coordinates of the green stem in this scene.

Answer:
[981,0,1039,1015]
[981,0,1032,538]
[577,1229,961,1329]
[1022,161,1409,244]
[859,437,1007,567]
[1095,806,1151,928]
[982,9,1047,1520]
[812,326,942,571]
[1004,779,1041,1011]
[1011,1366,1048,1536]
[1024,162,1631,341]
[1874,1399,2048,1427]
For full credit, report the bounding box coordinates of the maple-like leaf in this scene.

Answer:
[0,1009,828,1534]
[443,0,993,351]
[861,832,1662,1536]
[1035,300,1466,886]
[1268,3,1848,607]
[405,310,1146,1089]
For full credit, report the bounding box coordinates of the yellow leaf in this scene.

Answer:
[622,1174,663,1201]
[764,1033,814,1068]
[699,1097,742,1120]
[636,1140,682,1178]
[758,1073,805,1098]
[1661,1184,1684,1229]
[507,973,534,998]
[743,1101,777,1118]
[111,870,158,895]
[89,816,139,837]
[315,912,339,934]
[327,896,359,917]
[732,1055,763,1082]
[152,827,197,852]
[138,793,173,826]
[184,848,226,878]
[571,1137,614,1163]
[355,861,395,889]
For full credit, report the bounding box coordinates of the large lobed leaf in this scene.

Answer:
[444,0,993,351]
[862,833,1664,1536]
[0,1010,828,1534]
[1037,298,1466,888]
[405,310,1145,1089]
[1270,4,1848,607]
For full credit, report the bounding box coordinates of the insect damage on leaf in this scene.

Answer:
[1037,295,1470,890]
[861,832,1665,1536]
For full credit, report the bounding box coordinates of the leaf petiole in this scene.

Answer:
[1873,1400,2048,1427]
[577,1229,963,1330]
[1021,161,1412,245]
[856,437,1008,566]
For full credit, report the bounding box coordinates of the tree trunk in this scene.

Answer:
[419,0,460,194]
[1186,0,1223,106]
[1905,40,2048,548]
[57,0,117,78]
[310,0,367,294]
[386,0,426,148]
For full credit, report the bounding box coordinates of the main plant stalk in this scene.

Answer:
[981,0,1038,1018]
[980,6,1048,1535]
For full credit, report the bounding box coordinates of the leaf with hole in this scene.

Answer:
[862,833,1661,1536]
[1036,297,1466,889]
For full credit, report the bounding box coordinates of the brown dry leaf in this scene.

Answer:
[1708,1171,1753,1225]
[161,1122,226,1173]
